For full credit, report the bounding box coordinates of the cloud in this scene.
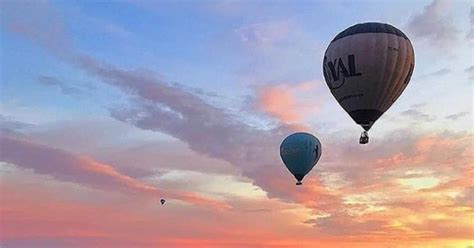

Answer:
[1,0,72,58]
[256,84,301,123]
[267,129,472,237]
[416,68,451,80]
[0,135,157,194]
[410,219,473,239]
[323,129,472,196]
[0,135,229,210]
[38,75,83,97]
[465,65,474,81]
[425,68,451,77]
[445,111,470,120]
[467,6,474,40]
[400,109,436,121]
[304,212,389,236]
[410,102,427,109]
[235,20,293,49]
[1,169,344,248]
[89,17,134,40]
[4,1,301,209]
[230,19,321,85]
[14,117,237,178]
[252,81,321,124]
[72,59,340,214]
[62,54,341,216]
[407,0,459,51]
[455,186,474,207]
[3,1,474,243]
[0,114,33,134]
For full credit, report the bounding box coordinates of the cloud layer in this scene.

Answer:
[0,135,230,210]
[1,0,472,247]
[407,0,459,51]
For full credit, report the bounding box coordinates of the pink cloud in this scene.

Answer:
[3,1,326,209]
[257,84,301,123]
[1,0,72,58]
[0,135,229,210]
[251,81,324,128]
[0,175,340,248]
[2,2,473,245]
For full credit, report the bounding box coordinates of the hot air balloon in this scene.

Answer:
[323,22,415,144]
[160,198,166,205]
[280,132,322,185]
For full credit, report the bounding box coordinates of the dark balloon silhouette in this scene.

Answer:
[160,198,166,205]
[323,22,415,144]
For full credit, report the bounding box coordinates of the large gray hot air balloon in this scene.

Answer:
[280,132,322,185]
[323,22,415,144]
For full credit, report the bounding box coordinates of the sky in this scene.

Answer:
[0,0,473,247]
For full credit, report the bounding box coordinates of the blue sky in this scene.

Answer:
[2,0,471,129]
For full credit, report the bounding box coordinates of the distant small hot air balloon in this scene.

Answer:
[160,198,166,205]
[323,22,415,144]
[280,132,322,185]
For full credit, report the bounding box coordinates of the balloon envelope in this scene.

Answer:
[280,132,322,185]
[160,199,165,205]
[323,22,415,131]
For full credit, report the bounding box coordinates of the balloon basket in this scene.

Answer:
[359,131,369,144]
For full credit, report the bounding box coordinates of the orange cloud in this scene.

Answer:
[294,130,474,242]
[0,172,339,247]
[2,0,472,246]
[258,84,300,122]
[0,135,230,210]
[256,81,320,124]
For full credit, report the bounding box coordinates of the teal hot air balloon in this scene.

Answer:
[323,22,415,144]
[280,132,322,185]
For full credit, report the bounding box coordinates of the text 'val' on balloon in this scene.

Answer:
[322,22,415,144]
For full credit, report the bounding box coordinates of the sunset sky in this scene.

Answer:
[1,0,473,247]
